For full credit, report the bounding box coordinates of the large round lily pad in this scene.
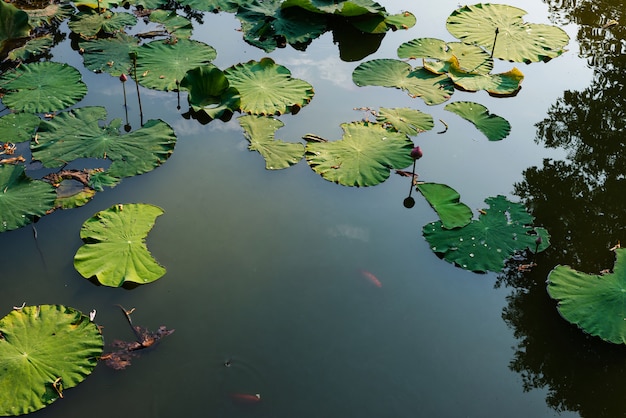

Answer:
[0,305,103,416]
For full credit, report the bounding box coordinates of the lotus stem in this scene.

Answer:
[491,27,499,58]
[130,53,144,126]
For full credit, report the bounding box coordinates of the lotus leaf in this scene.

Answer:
[225,58,314,115]
[446,3,569,63]
[135,39,217,91]
[149,10,193,39]
[74,203,166,286]
[25,3,74,28]
[444,101,511,141]
[177,0,242,12]
[129,0,167,9]
[423,195,550,272]
[380,11,416,31]
[31,106,177,178]
[238,115,304,169]
[89,170,121,191]
[348,10,415,34]
[0,305,103,416]
[352,59,454,105]
[548,249,626,344]
[376,107,434,136]
[54,182,96,210]
[0,113,40,143]
[417,183,472,229]
[7,35,54,61]
[179,65,241,120]
[68,10,137,37]
[305,121,413,187]
[0,62,87,113]
[0,165,56,232]
[282,0,385,17]
[80,33,138,76]
[73,0,118,11]
[398,39,493,75]
[448,57,523,96]
[0,1,31,49]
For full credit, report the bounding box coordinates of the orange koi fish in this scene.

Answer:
[230,393,261,404]
[360,269,382,287]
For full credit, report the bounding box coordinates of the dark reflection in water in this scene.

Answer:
[501,0,626,416]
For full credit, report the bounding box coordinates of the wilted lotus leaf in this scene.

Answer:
[446,3,569,63]
[225,58,314,115]
[179,65,241,120]
[305,121,413,187]
[376,107,434,136]
[238,115,304,169]
[149,10,193,39]
[0,113,40,143]
[444,101,511,141]
[80,33,138,76]
[135,39,217,91]
[0,165,56,232]
[32,106,177,178]
[417,182,472,229]
[0,62,87,113]
[0,1,31,50]
[25,3,74,28]
[0,305,103,416]
[352,59,454,105]
[548,248,626,344]
[6,35,54,62]
[74,203,166,287]
[448,57,523,96]
[423,195,550,273]
[68,10,137,38]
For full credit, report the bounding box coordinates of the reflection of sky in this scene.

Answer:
[280,55,358,90]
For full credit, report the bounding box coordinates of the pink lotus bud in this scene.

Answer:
[410,146,423,160]
[119,73,128,82]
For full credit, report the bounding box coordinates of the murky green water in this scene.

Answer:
[3,0,626,416]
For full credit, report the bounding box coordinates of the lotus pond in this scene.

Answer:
[2,0,626,416]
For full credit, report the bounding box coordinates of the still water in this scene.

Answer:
[2,0,624,416]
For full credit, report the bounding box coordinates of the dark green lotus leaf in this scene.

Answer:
[177,0,244,12]
[448,57,523,96]
[0,1,31,49]
[149,10,193,39]
[0,165,56,232]
[31,106,177,178]
[89,170,121,191]
[282,0,384,16]
[423,195,550,273]
[417,182,472,229]
[349,10,415,34]
[225,57,314,115]
[135,39,216,91]
[26,3,75,28]
[238,115,304,169]
[0,62,87,113]
[376,107,434,136]
[305,121,413,187]
[444,101,511,141]
[7,35,54,61]
[446,3,569,63]
[80,33,138,76]
[68,10,137,38]
[74,203,166,286]
[0,305,103,416]
[399,40,493,75]
[352,59,454,105]
[0,113,41,143]
[179,65,241,120]
[548,249,626,344]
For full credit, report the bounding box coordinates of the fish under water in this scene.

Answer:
[360,269,382,287]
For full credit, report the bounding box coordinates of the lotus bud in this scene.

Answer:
[119,73,128,83]
[535,236,542,246]
[410,146,423,160]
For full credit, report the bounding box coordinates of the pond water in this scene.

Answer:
[3,0,625,416]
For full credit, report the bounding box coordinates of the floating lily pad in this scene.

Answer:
[149,10,193,39]
[0,165,56,232]
[423,195,550,272]
[0,1,31,50]
[0,305,103,416]
[376,107,434,136]
[305,121,413,187]
[74,203,166,287]
[0,113,41,143]
[80,33,138,76]
[444,101,511,141]
[238,115,304,169]
[0,62,87,113]
[447,57,523,96]
[25,3,74,28]
[417,182,472,229]
[349,10,416,34]
[73,0,118,11]
[282,0,385,16]
[398,39,494,76]
[224,58,314,115]
[548,248,626,344]
[177,0,242,12]
[6,35,54,61]
[68,10,137,38]
[446,3,569,63]
[179,65,241,120]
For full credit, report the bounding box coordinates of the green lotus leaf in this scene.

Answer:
[68,10,137,38]
[80,33,138,76]
[423,195,550,273]
[548,249,626,344]
[0,62,87,113]
[0,305,103,416]
[0,165,56,232]
[25,3,74,28]
[31,106,177,178]
[225,57,314,115]
[238,115,304,169]
[89,170,121,191]
[127,0,167,9]
[397,37,448,60]
[448,56,523,96]
[399,39,493,75]
[417,182,472,229]
[53,182,96,210]
[177,0,243,12]
[446,3,569,63]
[179,65,241,120]
[135,39,217,91]
[376,107,434,136]
[444,101,511,141]
[0,112,41,143]
[348,10,415,34]
[382,11,416,31]
[73,0,118,11]
[149,10,193,39]
[74,203,166,286]
[0,1,31,49]
[282,0,385,16]
[7,35,54,61]
[305,121,413,187]
[352,59,454,105]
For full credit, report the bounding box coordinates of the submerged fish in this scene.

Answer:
[360,269,382,287]
[230,393,261,404]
